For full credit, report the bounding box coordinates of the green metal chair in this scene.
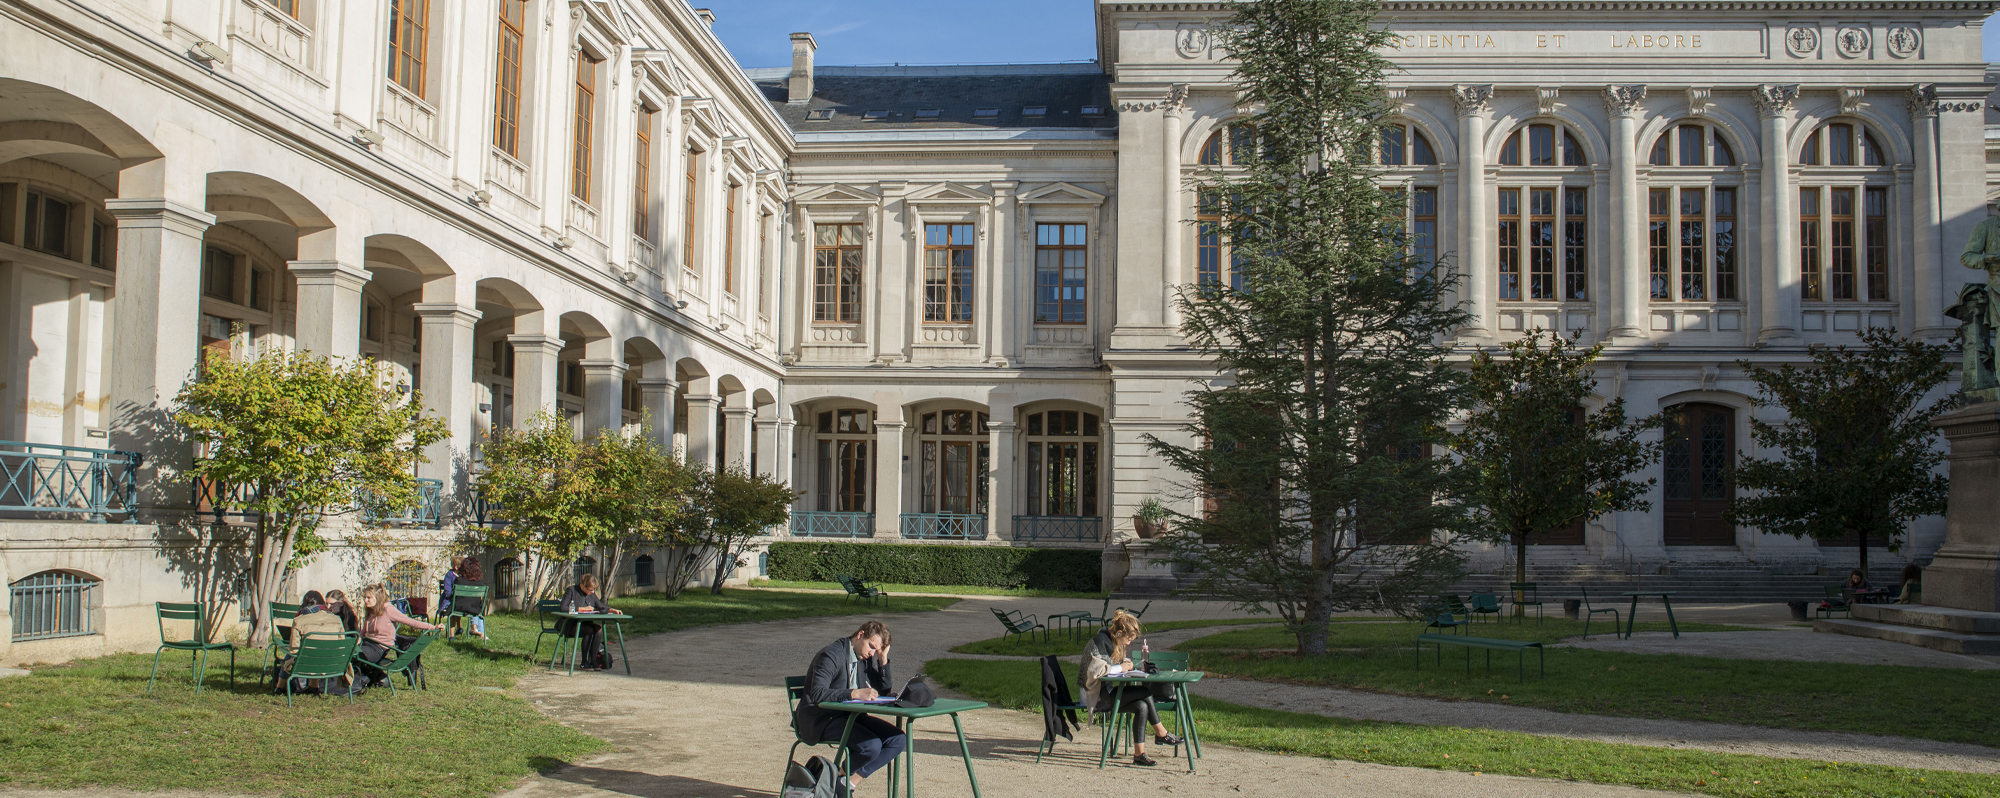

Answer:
[356,631,436,695]
[1144,651,1191,759]
[1578,587,1621,640]
[529,599,564,661]
[1819,585,1854,619]
[1508,582,1545,624]
[781,675,850,792]
[148,602,236,694]
[991,607,1048,644]
[1442,594,1474,623]
[446,585,489,639]
[1115,600,1153,620]
[284,631,359,707]
[1422,608,1468,635]
[261,601,301,688]
[1468,593,1503,624]
[1034,657,1095,764]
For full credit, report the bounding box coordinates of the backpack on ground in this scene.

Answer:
[781,754,841,798]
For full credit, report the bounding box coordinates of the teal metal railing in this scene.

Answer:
[792,511,874,538]
[901,513,986,541]
[361,479,444,527]
[1012,515,1101,542]
[0,440,141,523]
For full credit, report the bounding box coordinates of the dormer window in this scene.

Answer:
[973,108,999,118]
[1022,106,1047,117]
[1080,105,1104,116]
[915,108,941,119]
[862,109,890,119]
[805,109,832,120]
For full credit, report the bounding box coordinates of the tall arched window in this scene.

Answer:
[10,571,99,641]
[1025,409,1100,518]
[1662,403,1734,546]
[634,554,656,587]
[918,409,989,515]
[1197,123,1257,166]
[1497,122,1590,302]
[1798,122,1893,303]
[815,408,873,512]
[1646,122,1741,303]
[1379,124,1438,166]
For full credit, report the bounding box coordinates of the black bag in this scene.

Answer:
[782,754,841,798]
[891,674,936,708]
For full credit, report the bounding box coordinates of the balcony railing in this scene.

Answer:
[194,474,443,528]
[901,513,987,541]
[1012,515,1101,543]
[469,486,509,529]
[361,479,444,528]
[792,511,873,538]
[0,440,140,523]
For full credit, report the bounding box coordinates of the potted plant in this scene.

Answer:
[1133,498,1170,539]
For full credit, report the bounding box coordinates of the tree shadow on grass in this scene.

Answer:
[534,760,775,798]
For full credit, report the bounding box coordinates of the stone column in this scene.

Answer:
[1604,85,1649,340]
[873,420,906,537]
[722,401,753,470]
[579,358,627,437]
[1909,85,1950,340]
[637,376,678,452]
[413,303,481,486]
[289,261,372,359]
[1452,85,1494,339]
[777,417,798,489]
[684,393,719,465]
[105,198,214,511]
[1161,84,1189,330]
[1926,403,2000,611]
[754,415,780,477]
[987,420,1018,541]
[1756,84,1801,344]
[506,334,564,426]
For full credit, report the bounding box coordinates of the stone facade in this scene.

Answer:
[2,0,1996,663]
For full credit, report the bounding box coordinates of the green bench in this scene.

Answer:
[1415,632,1544,683]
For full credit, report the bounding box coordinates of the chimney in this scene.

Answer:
[694,8,714,27]
[788,32,817,104]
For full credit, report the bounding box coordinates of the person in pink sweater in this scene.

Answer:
[355,583,438,686]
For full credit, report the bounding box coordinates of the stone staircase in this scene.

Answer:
[1125,562,1907,604]
[1816,604,2000,654]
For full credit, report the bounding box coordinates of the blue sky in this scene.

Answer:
[708,4,2000,69]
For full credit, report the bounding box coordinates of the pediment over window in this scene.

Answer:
[1020,182,1107,206]
[906,182,993,206]
[796,183,882,206]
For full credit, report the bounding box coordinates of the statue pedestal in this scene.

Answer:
[1118,541,1179,598]
[1928,402,2000,612]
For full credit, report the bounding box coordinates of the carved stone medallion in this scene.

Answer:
[1835,26,1871,59]
[1886,26,1922,59]
[1785,26,1819,58]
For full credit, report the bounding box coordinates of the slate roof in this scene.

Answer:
[746,65,1116,132]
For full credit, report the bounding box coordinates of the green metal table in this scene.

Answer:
[818,698,988,798]
[1097,670,1205,772]
[551,611,631,675]
[1619,592,1678,640]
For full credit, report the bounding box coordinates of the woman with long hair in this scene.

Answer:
[559,572,617,671]
[356,583,438,686]
[323,589,360,632]
[1077,610,1183,766]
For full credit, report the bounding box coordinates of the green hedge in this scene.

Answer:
[767,542,1100,593]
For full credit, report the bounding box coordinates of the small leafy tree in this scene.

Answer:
[581,419,694,598]
[474,412,600,600]
[1728,328,1954,573]
[1451,330,1663,602]
[176,348,446,644]
[1145,0,1472,656]
[656,463,794,597]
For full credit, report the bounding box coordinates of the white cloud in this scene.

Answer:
[820,21,863,35]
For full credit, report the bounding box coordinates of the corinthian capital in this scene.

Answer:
[1907,84,1939,119]
[1601,85,1647,118]
[1754,84,1801,118]
[1451,84,1493,118]
[1163,83,1191,117]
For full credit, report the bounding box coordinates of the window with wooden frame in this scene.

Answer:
[22,190,72,258]
[1799,122,1886,167]
[1496,186,1585,301]
[1800,188,1823,301]
[492,0,527,157]
[1410,187,1438,268]
[1497,188,1521,301]
[1034,223,1087,324]
[273,0,301,18]
[570,52,599,203]
[1649,123,1736,167]
[815,409,872,512]
[202,247,239,303]
[682,144,701,272]
[1799,121,1893,304]
[923,223,974,323]
[1196,191,1224,288]
[1025,410,1099,517]
[1197,123,1258,166]
[1648,187,1739,302]
[759,211,772,318]
[813,223,863,323]
[634,108,654,238]
[387,0,430,97]
[919,410,989,515]
[724,182,739,295]
[1499,122,1587,167]
[1379,124,1438,166]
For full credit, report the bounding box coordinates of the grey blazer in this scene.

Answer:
[793,636,894,745]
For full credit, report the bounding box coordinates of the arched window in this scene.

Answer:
[1379,124,1438,166]
[1798,122,1893,303]
[495,557,522,601]
[1197,123,1257,166]
[1499,123,1586,167]
[919,409,988,515]
[1025,409,1100,518]
[1646,123,1742,304]
[633,554,655,587]
[384,559,426,599]
[10,571,99,641]
[1648,123,1735,167]
[1662,403,1735,546]
[815,409,873,512]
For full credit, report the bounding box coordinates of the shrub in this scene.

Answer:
[767,542,1098,592]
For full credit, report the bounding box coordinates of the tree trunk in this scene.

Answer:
[247,520,293,647]
[1514,531,1530,618]
[709,540,738,595]
[1857,528,1869,578]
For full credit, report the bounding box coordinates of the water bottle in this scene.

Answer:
[1140,638,1150,669]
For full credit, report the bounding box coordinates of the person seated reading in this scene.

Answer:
[794,620,903,798]
[1078,610,1184,766]
[559,573,618,670]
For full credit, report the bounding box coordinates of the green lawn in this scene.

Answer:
[0,589,958,798]
[1177,618,2000,747]
[751,578,1106,599]
[926,657,1998,798]
[950,617,1294,657]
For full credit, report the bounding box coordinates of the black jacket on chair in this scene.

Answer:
[794,636,893,746]
[1039,655,1079,743]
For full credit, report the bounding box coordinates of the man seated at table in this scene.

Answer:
[795,620,903,797]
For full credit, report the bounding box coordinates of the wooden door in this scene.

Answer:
[1663,403,1736,546]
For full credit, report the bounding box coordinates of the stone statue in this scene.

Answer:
[1949,204,2000,402]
